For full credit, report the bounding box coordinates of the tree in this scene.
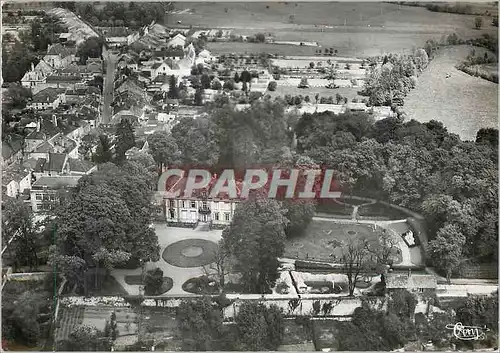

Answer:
[234,72,240,83]
[428,223,465,283]
[170,116,219,166]
[222,197,288,293]
[92,134,113,164]
[282,199,316,238]
[476,128,498,149]
[223,79,234,90]
[339,237,371,296]
[79,133,98,160]
[475,16,483,29]
[147,131,180,172]
[211,78,222,90]
[167,75,179,99]
[242,81,248,94]
[255,33,266,42]
[194,88,204,106]
[235,302,284,350]
[267,81,277,91]
[456,292,498,333]
[388,289,417,319]
[60,324,111,351]
[2,198,38,271]
[176,297,231,351]
[53,164,160,292]
[240,70,251,83]
[76,37,104,65]
[6,83,32,108]
[201,73,211,89]
[114,119,135,163]
[144,268,164,295]
[309,62,315,69]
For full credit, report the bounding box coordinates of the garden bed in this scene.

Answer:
[123,276,173,295]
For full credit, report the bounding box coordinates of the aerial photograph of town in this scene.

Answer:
[1,1,498,351]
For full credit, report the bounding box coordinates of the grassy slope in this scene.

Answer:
[404,45,498,141]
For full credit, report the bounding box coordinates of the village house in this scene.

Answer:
[43,43,76,69]
[167,33,186,48]
[36,75,84,94]
[2,135,24,168]
[26,88,66,111]
[117,53,139,71]
[21,60,54,89]
[30,175,81,213]
[385,273,437,295]
[3,161,32,199]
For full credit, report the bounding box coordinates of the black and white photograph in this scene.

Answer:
[1,1,498,351]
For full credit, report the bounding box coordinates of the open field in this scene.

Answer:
[169,2,497,57]
[284,220,403,264]
[404,45,498,141]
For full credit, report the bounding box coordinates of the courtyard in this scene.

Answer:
[111,224,222,296]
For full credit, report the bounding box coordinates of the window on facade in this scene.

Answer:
[214,212,219,221]
[191,201,196,208]
[225,213,230,221]
[36,193,42,200]
[181,201,185,208]
[169,200,175,208]
[202,201,207,208]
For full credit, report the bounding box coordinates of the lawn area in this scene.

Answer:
[284,220,402,264]
[316,201,354,217]
[357,202,410,220]
[404,45,498,141]
[169,2,497,57]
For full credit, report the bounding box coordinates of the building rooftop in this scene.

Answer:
[32,175,81,189]
[30,88,66,104]
[67,158,95,173]
[386,274,437,289]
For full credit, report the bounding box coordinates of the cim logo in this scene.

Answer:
[445,323,489,341]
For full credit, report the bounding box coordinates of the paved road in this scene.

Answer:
[102,53,118,124]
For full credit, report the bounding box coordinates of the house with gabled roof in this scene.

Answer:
[2,160,32,199]
[26,88,66,111]
[385,273,437,295]
[43,43,76,69]
[167,33,186,48]
[21,60,54,89]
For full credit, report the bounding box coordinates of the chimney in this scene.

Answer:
[52,115,58,127]
[31,62,35,72]
[36,119,41,132]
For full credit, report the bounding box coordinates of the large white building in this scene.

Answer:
[158,175,242,228]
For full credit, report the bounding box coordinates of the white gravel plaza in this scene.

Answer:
[111,224,222,296]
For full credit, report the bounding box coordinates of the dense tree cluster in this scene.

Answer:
[295,111,498,278]
[49,161,160,293]
[74,2,169,29]
[176,297,284,351]
[361,50,426,106]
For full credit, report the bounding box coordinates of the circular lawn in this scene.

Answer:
[162,239,218,268]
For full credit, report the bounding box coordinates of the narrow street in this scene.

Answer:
[102,52,118,124]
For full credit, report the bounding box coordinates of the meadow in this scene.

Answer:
[168,2,497,57]
[404,45,498,141]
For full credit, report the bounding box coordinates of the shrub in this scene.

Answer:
[275,281,289,294]
[144,268,164,296]
[267,81,277,91]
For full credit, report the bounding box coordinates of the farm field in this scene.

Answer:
[169,2,497,57]
[404,45,498,141]
[207,42,318,56]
